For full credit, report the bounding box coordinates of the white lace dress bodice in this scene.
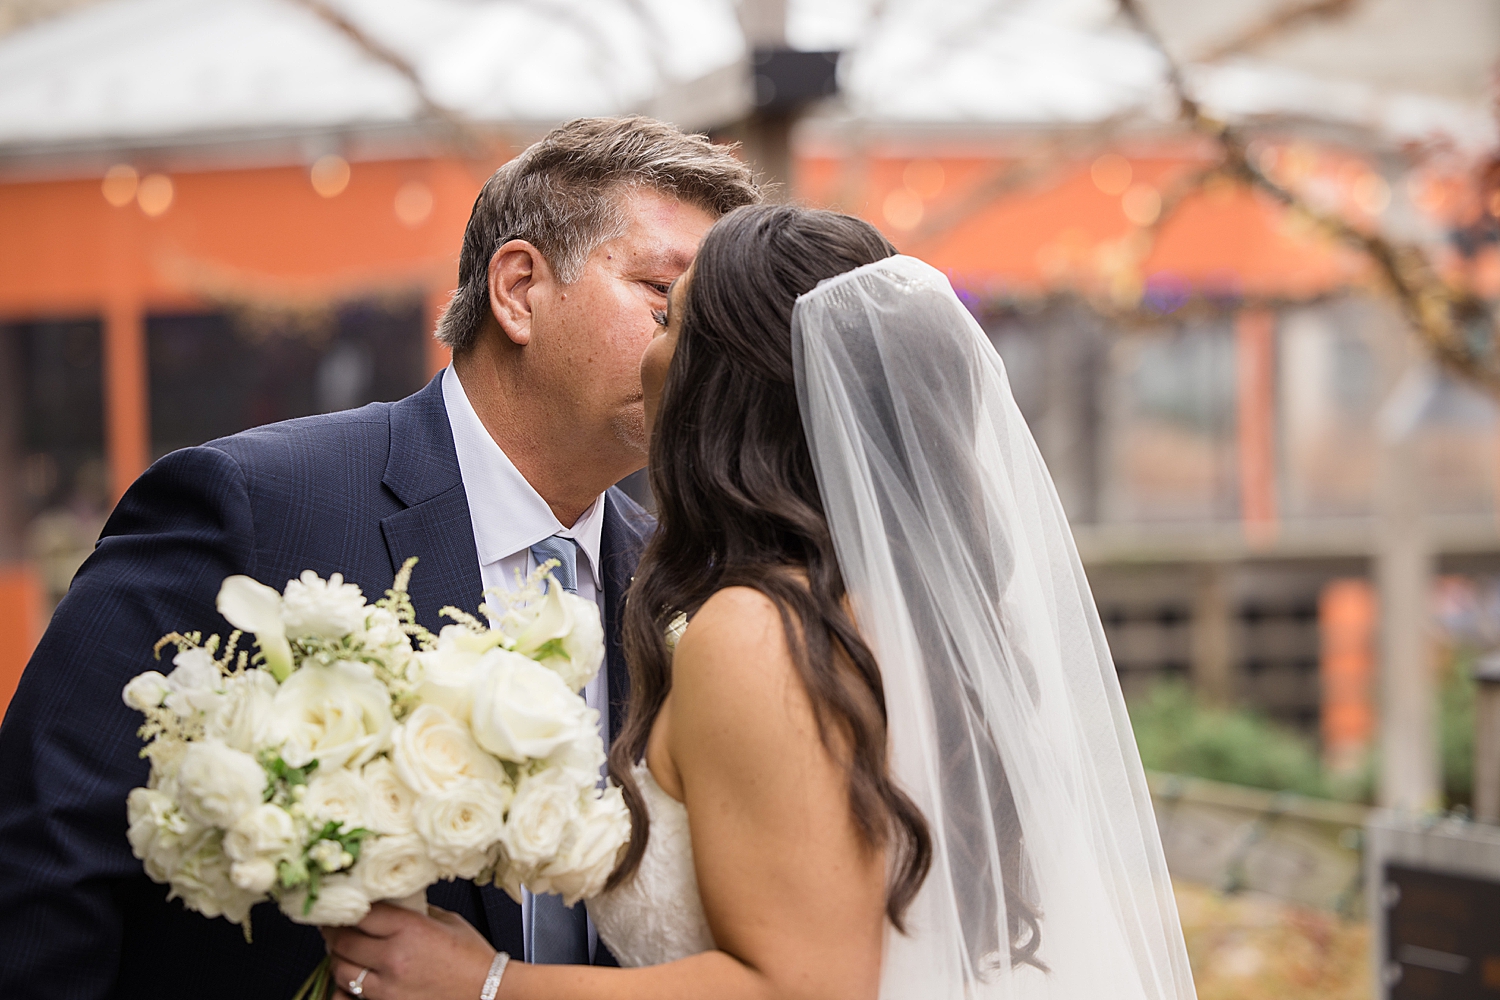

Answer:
[588,764,715,967]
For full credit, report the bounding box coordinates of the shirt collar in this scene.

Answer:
[442,365,605,587]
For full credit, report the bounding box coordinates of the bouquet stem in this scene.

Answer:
[290,957,334,1000]
[289,894,428,1000]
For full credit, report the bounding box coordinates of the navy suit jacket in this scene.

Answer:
[0,373,653,999]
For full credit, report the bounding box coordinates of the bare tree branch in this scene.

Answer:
[1118,0,1500,394]
[1194,0,1360,64]
[289,0,508,165]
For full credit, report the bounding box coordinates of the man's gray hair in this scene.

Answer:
[435,116,761,353]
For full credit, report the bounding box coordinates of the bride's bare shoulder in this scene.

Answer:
[668,585,812,750]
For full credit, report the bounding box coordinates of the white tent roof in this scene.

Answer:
[0,0,1490,161]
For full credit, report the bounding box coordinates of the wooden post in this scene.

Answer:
[1191,562,1234,707]
[103,295,149,502]
[1473,654,1500,824]
[1235,307,1278,546]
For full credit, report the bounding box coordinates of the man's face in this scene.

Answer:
[528,187,716,460]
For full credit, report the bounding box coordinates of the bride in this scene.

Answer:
[320,205,1197,999]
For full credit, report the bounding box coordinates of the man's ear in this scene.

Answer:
[487,240,550,347]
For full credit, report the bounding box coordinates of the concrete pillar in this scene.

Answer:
[1375,365,1440,813]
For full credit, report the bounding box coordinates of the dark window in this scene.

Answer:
[148,298,427,456]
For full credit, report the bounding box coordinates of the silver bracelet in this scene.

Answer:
[480,951,511,1000]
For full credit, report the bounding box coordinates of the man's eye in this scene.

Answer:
[647,282,670,295]
[651,309,669,327]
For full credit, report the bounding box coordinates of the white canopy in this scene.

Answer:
[0,0,1490,160]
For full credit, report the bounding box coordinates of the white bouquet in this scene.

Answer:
[122,558,629,994]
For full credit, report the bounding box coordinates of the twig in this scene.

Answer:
[289,0,507,165]
[1117,0,1500,395]
[1195,0,1360,64]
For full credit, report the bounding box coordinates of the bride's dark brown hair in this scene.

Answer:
[606,204,933,928]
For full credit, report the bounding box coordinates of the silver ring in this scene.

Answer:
[348,967,370,997]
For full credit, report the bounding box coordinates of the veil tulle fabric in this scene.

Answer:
[791,256,1196,999]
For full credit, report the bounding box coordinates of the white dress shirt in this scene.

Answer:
[442,364,610,959]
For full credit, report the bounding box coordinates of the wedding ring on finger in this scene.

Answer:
[348,967,371,997]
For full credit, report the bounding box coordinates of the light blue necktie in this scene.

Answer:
[524,535,592,966]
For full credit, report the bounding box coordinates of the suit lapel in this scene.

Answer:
[378,374,486,630]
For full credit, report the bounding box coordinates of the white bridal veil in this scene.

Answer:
[791,256,1196,999]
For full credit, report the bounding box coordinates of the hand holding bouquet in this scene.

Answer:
[122,558,629,975]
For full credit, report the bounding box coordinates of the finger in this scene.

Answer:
[356,901,428,937]
[326,929,392,971]
[329,956,380,999]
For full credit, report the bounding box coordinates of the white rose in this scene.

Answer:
[469,650,597,763]
[205,669,279,753]
[230,857,279,894]
[531,791,630,905]
[170,831,258,925]
[280,570,369,640]
[354,832,440,900]
[413,780,508,877]
[302,769,372,832]
[123,670,170,711]
[217,575,293,680]
[531,787,631,904]
[175,741,267,828]
[279,872,371,926]
[273,660,394,771]
[163,648,225,718]
[391,704,505,795]
[362,758,418,835]
[127,786,202,882]
[412,626,505,722]
[500,770,579,867]
[223,803,298,864]
[513,587,605,693]
[364,608,417,675]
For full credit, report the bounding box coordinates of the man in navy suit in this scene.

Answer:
[0,116,758,999]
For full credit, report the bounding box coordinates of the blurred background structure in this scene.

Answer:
[1,0,1498,994]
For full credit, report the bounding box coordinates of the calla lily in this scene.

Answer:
[513,578,573,657]
[216,575,293,681]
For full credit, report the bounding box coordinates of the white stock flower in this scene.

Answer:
[223,803,298,864]
[302,769,372,832]
[500,770,579,867]
[362,758,418,835]
[513,587,605,693]
[531,786,631,905]
[391,704,505,796]
[122,670,170,711]
[280,570,369,640]
[414,780,508,878]
[469,650,597,763]
[170,831,257,924]
[308,839,353,873]
[217,575,293,680]
[175,740,267,828]
[127,786,202,883]
[273,661,394,771]
[354,832,439,900]
[279,872,372,926]
[205,669,279,753]
[363,607,416,672]
[163,648,225,718]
